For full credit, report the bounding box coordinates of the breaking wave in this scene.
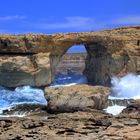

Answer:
[111,74,140,99]
[105,73,140,116]
[0,86,47,114]
[1,73,140,116]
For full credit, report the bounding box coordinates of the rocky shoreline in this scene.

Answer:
[0,100,139,140]
[0,84,139,140]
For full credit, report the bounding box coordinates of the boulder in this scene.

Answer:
[119,99,140,119]
[44,85,110,113]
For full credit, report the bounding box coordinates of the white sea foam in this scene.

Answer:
[0,75,87,115]
[105,74,140,115]
[1,73,140,117]
[0,86,47,115]
[104,105,126,116]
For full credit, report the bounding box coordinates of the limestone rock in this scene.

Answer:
[0,26,140,87]
[0,53,52,87]
[0,98,140,140]
[119,99,140,119]
[44,85,110,113]
[0,109,140,140]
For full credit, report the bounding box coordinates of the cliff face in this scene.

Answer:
[56,53,87,75]
[0,26,140,87]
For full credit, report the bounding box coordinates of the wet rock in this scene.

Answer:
[44,85,110,113]
[108,99,134,106]
[119,99,140,119]
[2,104,47,116]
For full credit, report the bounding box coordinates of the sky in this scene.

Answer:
[0,0,140,52]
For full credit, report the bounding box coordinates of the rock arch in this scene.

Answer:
[0,26,140,87]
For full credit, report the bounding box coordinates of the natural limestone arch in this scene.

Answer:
[49,40,127,87]
[51,44,87,82]
[0,26,140,87]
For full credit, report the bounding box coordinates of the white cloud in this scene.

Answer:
[25,15,140,32]
[0,15,26,21]
[34,16,105,30]
[111,16,140,24]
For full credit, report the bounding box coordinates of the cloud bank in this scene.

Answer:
[0,15,140,33]
[33,16,105,31]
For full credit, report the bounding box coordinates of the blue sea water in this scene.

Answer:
[0,73,140,116]
[0,74,87,114]
[0,86,47,114]
[51,74,87,86]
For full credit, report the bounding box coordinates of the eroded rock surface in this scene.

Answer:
[119,99,140,119]
[44,85,110,113]
[0,26,140,87]
[0,96,139,139]
[0,102,140,140]
[0,53,52,87]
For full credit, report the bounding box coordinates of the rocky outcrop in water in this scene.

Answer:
[44,85,110,113]
[2,104,48,116]
[120,99,140,118]
[0,26,140,87]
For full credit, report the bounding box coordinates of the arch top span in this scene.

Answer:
[1,25,140,55]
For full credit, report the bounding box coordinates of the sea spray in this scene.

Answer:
[111,74,140,99]
[0,86,47,114]
[104,105,126,116]
[105,73,140,115]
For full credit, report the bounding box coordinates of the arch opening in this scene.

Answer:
[51,45,88,86]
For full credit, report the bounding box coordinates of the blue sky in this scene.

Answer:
[1,0,140,53]
[0,0,140,34]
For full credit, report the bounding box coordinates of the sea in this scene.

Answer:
[0,73,139,117]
